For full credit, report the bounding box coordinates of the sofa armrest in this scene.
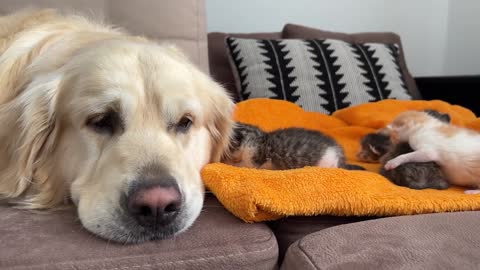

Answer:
[415,75,480,116]
[281,212,480,270]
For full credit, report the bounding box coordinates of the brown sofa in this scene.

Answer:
[1,1,479,269]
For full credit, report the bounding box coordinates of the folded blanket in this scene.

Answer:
[201,99,480,222]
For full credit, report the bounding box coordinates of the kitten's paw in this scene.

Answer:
[464,189,480,195]
[384,160,399,170]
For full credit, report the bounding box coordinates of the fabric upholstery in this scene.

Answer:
[0,0,209,73]
[269,216,373,263]
[282,23,420,99]
[0,194,278,270]
[281,211,480,270]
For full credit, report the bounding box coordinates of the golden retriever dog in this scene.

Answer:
[0,9,234,243]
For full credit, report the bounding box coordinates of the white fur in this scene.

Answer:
[316,147,340,168]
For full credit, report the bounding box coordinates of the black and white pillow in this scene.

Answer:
[226,37,412,114]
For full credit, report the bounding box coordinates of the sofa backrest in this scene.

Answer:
[0,0,209,73]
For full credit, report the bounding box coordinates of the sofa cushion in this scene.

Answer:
[0,194,278,270]
[225,37,412,114]
[0,0,209,73]
[269,216,374,263]
[283,23,420,99]
[208,32,282,101]
[280,211,480,270]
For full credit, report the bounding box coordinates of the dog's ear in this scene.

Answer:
[195,72,235,163]
[206,83,235,163]
[166,44,235,163]
[0,73,64,208]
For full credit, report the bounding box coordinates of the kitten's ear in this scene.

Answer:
[440,113,451,123]
[234,128,244,143]
[230,124,244,148]
[369,145,380,155]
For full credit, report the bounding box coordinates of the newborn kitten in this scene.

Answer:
[357,132,392,163]
[223,123,365,170]
[380,142,449,190]
[358,110,451,190]
[357,110,450,163]
[385,110,480,194]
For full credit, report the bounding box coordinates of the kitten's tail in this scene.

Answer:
[343,164,366,171]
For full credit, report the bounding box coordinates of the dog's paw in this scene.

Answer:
[464,189,480,195]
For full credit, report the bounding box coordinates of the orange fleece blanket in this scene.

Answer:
[201,99,480,222]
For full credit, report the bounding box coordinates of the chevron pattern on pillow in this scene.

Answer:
[226,37,412,114]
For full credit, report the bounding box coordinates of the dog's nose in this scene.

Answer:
[127,185,182,227]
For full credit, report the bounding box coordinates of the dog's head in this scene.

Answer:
[0,40,234,243]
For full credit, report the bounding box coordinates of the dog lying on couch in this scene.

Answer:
[0,9,234,243]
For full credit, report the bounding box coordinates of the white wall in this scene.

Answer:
[207,0,479,77]
[445,0,480,76]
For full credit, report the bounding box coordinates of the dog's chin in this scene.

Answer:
[79,204,202,244]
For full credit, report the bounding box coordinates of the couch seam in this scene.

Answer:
[3,242,277,270]
[110,243,277,270]
[297,241,321,270]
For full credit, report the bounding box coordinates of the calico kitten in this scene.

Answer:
[358,110,451,190]
[223,123,365,170]
[385,110,480,194]
[357,110,451,163]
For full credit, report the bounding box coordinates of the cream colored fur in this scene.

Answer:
[0,9,234,242]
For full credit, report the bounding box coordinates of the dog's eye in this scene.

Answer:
[86,110,122,135]
[176,115,193,133]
